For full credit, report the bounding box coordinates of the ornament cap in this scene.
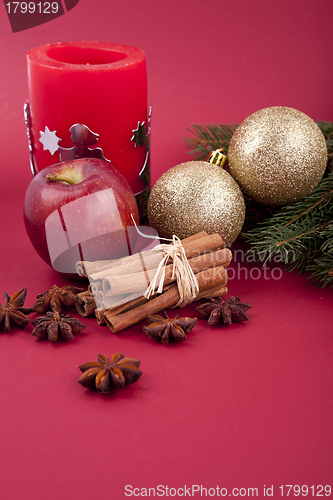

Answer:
[207,149,227,168]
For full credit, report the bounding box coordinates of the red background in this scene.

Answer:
[0,1,333,499]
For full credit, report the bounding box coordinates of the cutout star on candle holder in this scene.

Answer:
[39,126,61,155]
[131,121,149,150]
[131,106,152,218]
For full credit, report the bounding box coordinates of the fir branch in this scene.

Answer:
[319,223,333,253]
[244,220,326,266]
[307,252,333,287]
[268,174,333,227]
[242,174,333,285]
[184,120,333,286]
[285,248,321,274]
[243,174,333,242]
[184,123,238,160]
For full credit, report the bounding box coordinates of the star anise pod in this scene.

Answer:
[143,311,197,343]
[33,284,86,314]
[31,311,86,341]
[78,354,142,393]
[0,288,32,331]
[195,296,252,326]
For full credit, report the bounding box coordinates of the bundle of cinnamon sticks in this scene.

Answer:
[75,231,232,333]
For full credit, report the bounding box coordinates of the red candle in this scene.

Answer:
[27,41,148,195]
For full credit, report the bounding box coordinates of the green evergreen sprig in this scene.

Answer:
[241,164,333,285]
[307,251,333,287]
[184,121,333,286]
[184,123,238,160]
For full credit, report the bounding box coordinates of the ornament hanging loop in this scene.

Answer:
[207,149,227,168]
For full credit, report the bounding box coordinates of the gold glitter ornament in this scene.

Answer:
[227,107,328,207]
[147,150,245,246]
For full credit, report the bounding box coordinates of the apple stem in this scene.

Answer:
[46,174,76,185]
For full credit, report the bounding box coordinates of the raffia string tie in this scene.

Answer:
[143,235,199,307]
[130,215,199,307]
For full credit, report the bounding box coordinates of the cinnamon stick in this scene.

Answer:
[75,290,96,317]
[96,282,228,325]
[104,265,227,333]
[194,284,228,300]
[77,231,210,278]
[96,296,148,325]
[89,281,103,294]
[95,285,175,325]
[100,247,231,297]
[75,259,121,278]
[88,232,223,283]
[101,291,146,310]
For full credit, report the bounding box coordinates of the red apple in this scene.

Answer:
[23,158,139,278]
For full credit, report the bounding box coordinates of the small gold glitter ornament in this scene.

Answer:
[147,150,245,246]
[227,106,328,207]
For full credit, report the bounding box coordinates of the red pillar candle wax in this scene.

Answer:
[27,41,148,195]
